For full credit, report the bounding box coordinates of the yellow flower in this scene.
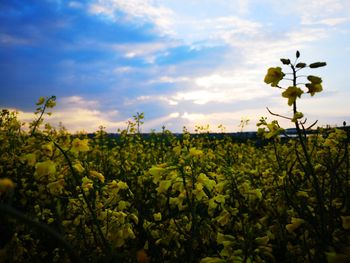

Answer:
[153,212,162,221]
[282,86,304,106]
[216,232,235,245]
[130,213,139,224]
[82,176,93,191]
[117,200,130,211]
[286,217,304,233]
[47,179,65,195]
[197,173,216,191]
[89,170,105,183]
[189,147,204,157]
[35,160,56,180]
[292,112,304,122]
[73,162,85,173]
[264,120,284,139]
[46,99,56,108]
[21,153,36,166]
[156,180,172,194]
[71,138,90,153]
[193,182,207,201]
[216,209,231,226]
[149,166,164,184]
[264,67,285,87]
[169,197,184,210]
[42,142,54,156]
[248,189,263,200]
[307,75,322,84]
[0,178,15,194]
[117,181,128,190]
[123,226,135,239]
[306,83,322,96]
[173,145,182,155]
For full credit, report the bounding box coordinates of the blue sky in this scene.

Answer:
[1,0,350,133]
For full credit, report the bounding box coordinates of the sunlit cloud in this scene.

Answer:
[171,87,269,105]
[142,112,180,131]
[179,110,270,133]
[15,96,125,133]
[125,95,178,106]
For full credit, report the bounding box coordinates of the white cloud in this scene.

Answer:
[125,95,178,106]
[110,41,180,63]
[171,87,269,105]
[265,0,350,26]
[148,76,191,84]
[285,28,329,43]
[163,68,269,105]
[68,1,83,9]
[89,0,174,34]
[168,15,262,45]
[113,66,134,73]
[142,112,180,131]
[126,68,270,106]
[60,96,99,107]
[297,0,349,25]
[88,1,262,44]
[306,17,349,26]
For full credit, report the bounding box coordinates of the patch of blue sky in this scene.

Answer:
[1,1,161,46]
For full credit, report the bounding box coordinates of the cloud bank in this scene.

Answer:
[1,0,349,132]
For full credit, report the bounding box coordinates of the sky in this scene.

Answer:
[1,0,350,133]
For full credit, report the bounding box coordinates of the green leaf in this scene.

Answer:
[296,50,300,58]
[309,62,327,68]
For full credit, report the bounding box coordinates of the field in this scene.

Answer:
[1,104,350,263]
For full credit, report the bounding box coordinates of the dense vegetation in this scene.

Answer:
[1,52,349,263]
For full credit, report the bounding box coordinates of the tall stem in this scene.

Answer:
[291,64,326,261]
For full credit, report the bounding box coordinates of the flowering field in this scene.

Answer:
[1,53,350,262]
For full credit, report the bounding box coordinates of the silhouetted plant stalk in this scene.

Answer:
[30,95,56,136]
[262,50,337,262]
